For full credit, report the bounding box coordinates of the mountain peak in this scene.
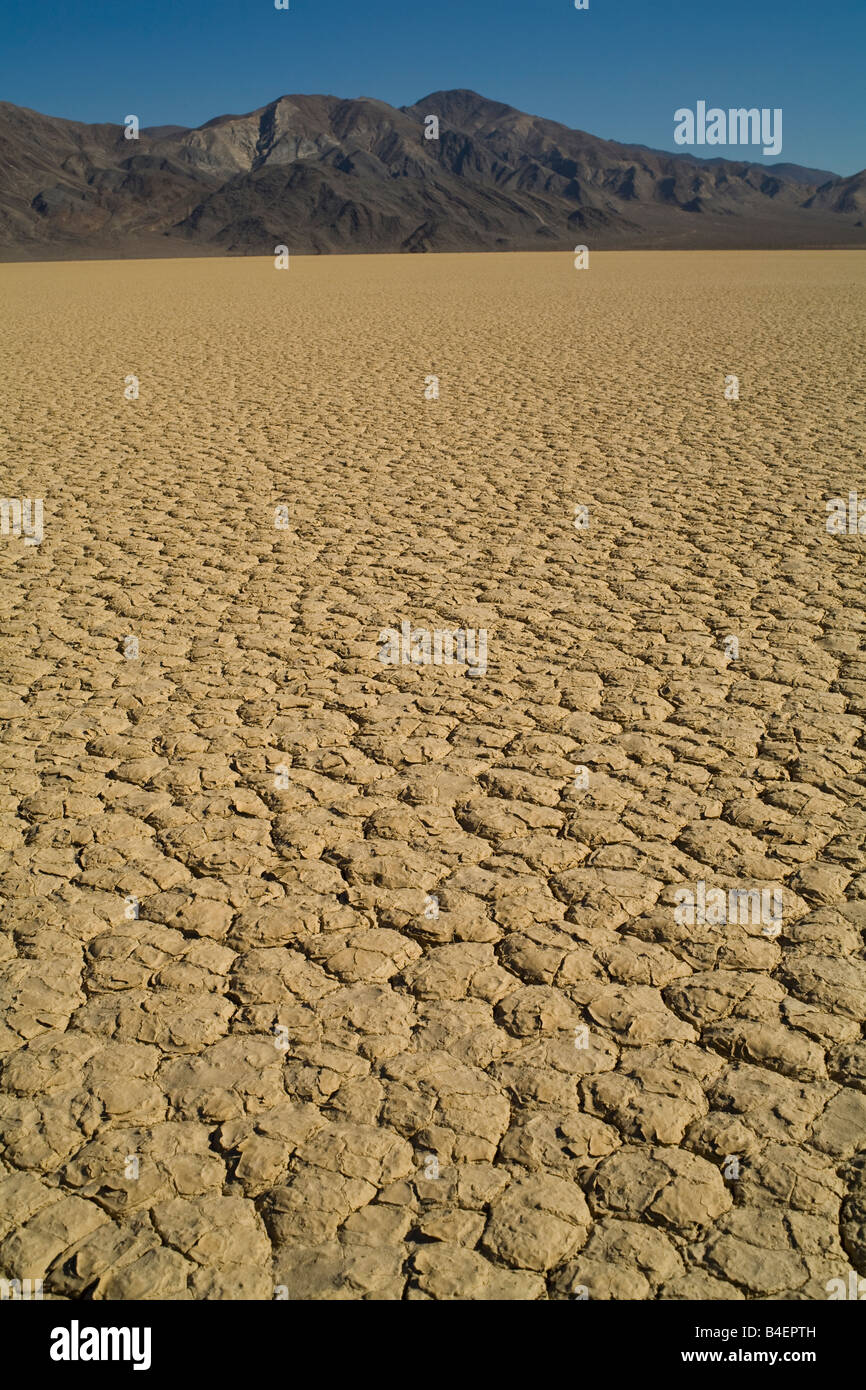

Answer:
[407,89,517,121]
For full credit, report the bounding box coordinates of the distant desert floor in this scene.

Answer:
[1,249,865,1301]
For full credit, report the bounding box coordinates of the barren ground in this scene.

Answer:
[1,249,865,1300]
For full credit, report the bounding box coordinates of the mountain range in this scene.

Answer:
[1,89,864,259]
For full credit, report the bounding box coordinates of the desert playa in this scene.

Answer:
[0,248,865,1300]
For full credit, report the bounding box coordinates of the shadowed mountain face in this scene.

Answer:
[0,89,863,258]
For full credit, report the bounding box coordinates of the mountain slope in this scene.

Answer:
[804,169,866,216]
[0,91,862,258]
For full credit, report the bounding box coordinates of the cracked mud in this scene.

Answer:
[0,249,864,1301]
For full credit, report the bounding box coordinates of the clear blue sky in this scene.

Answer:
[1,0,863,175]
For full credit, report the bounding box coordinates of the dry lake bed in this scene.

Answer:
[1,249,865,1300]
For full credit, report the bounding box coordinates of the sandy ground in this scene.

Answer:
[0,249,865,1301]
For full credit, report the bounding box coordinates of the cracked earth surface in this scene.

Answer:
[0,249,865,1301]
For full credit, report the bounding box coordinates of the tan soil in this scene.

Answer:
[0,249,864,1300]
